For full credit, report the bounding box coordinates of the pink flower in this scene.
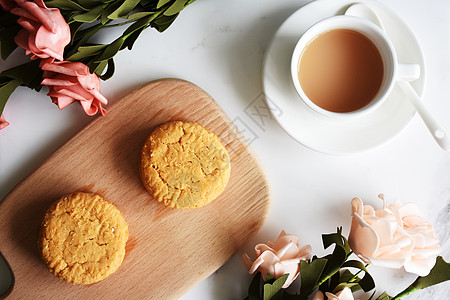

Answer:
[241,230,312,288]
[6,0,70,61]
[41,60,108,116]
[348,195,441,276]
[0,114,9,130]
[313,287,356,300]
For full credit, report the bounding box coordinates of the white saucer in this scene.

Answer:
[262,0,425,154]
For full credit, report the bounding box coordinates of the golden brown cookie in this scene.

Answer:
[139,121,231,209]
[39,192,128,284]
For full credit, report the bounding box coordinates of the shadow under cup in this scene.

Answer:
[291,15,397,118]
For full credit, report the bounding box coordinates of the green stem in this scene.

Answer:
[346,251,354,260]
[348,264,369,283]
[391,286,417,300]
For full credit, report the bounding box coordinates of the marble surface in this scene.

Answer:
[1,0,449,298]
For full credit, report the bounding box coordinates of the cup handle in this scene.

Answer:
[397,63,421,81]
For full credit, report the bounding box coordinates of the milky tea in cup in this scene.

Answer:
[299,29,383,112]
[291,15,420,118]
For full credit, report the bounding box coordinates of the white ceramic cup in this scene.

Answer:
[291,15,420,118]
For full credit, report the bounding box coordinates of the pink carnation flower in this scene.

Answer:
[242,230,312,288]
[41,60,108,116]
[0,114,9,130]
[5,0,70,61]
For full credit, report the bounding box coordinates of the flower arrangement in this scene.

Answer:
[0,0,196,128]
[242,195,450,300]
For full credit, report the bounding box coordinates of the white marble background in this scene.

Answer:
[1,0,449,299]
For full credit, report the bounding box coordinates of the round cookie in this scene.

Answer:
[139,121,231,209]
[39,192,128,284]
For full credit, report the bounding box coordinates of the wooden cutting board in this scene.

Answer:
[0,79,271,299]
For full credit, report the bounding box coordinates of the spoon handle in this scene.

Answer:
[397,80,450,151]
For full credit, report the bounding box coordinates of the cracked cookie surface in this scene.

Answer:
[39,192,128,284]
[140,121,231,209]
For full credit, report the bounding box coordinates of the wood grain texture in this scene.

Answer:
[0,79,271,299]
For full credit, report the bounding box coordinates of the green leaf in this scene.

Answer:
[333,282,360,292]
[392,256,450,299]
[329,269,363,294]
[94,59,108,76]
[164,0,188,16]
[157,0,172,9]
[313,227,354,293]
[98,59,115,80]
[76,0,105,9]
[329,269,341,293]
[0,25,21,60]
[0,79,21,115]
[94,38,124,62]
[69,22,85,44]
[123,11,156,20]
[333,270,366,296]
[376,292,393,300]
[71,23,103,43]
[123,15,154,37]
[318,244,347,287]
[151,14,178,32]
[108,0,141,19]
[45,0,88,11]
[248,273,262,300]
[66,24,105,58]
[266,273,275,282]
[27,73,44,91]
[263,274,288,300]
[299,258,328,296]
[368,290,377,300]
[101,1,122,24]
[322,227,351,257]
[341,260,374,292]
[339,269,355,283]
[67,44,108,61]
[1,60,41,85]
[73,5,104,23]
[140,0,156,6]
[122,27,145,50]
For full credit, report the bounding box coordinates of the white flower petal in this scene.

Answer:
[349,212,379,257]
[366,256,405,269]
[348,196,440,276]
